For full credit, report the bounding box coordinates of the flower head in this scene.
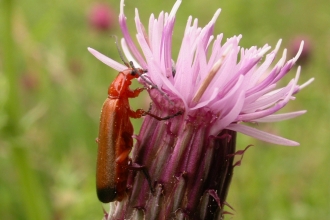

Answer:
[88,0,313,218]
[89,0,313,146]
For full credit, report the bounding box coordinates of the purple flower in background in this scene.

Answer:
[89,3,116,32]
[289,35,313,65]
[88,0,313,219]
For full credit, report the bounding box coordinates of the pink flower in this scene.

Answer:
[89,3,116,32]
[88,0,313,218]
[89,0,313,146]
[289,35,312,65]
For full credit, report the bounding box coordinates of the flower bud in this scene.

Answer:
[89,3,116,32]
[289,35,312,65]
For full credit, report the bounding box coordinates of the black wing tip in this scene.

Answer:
[97,187,117,203]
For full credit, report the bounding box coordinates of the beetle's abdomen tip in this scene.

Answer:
[97,187,117,203]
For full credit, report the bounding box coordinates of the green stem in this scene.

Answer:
[11,144,51,220]
[2,0,20,135]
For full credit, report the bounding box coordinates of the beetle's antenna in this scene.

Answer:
[129,61,153,86]
[129,62,177,107]
[110,37,151,86]
[111,36,179,109]
[129,61,153,87]
[111,35,130,68]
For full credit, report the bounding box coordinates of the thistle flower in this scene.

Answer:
[88,0,314,219]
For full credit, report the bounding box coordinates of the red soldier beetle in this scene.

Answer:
[96,43,183,203]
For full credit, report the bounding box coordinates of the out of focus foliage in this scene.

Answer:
[0,0,329,219]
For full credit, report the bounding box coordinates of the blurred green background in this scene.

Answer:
[0,0,329,219]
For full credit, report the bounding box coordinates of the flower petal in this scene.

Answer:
[88,47,126,71]
[253,110,307,122]
[227,124,299,146]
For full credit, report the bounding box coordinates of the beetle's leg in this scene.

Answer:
[127,87,145,98]
[145,102,184,120]
[129,107,183,120]
[116,149,131,163]
[143,103,183,120]
[128,108,145,119]
[129,162,155,194]
[143,110,183,121]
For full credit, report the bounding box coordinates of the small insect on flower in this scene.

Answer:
[95,48,183,203]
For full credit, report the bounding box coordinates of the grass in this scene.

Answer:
[0,0,329,219]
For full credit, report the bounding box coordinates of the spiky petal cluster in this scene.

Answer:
[89,0,313,146]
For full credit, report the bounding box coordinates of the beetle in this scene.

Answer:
[96,63,182,203]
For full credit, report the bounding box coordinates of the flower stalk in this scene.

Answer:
[88,0,313,219]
